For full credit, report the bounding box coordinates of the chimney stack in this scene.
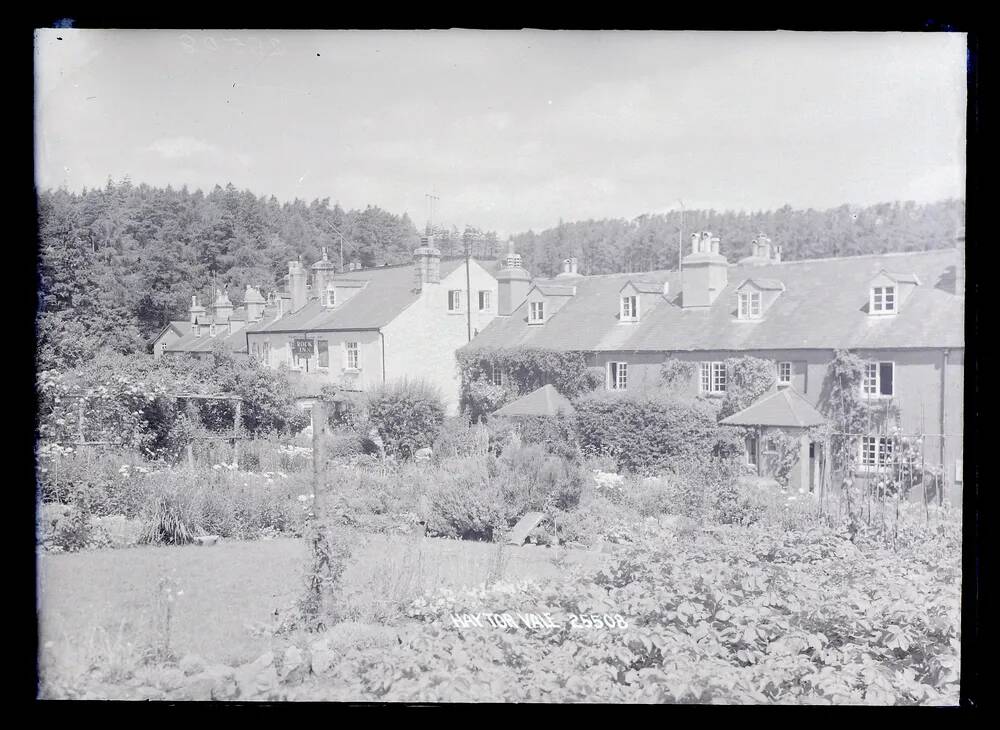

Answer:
[413,236,442,291]
[212,288,234,322]
[496,237,532,316]
[288,260,307,312]
[244,285,266,321]
[189,295,206,331]
[311,247,338,302]
[681,230,729,308]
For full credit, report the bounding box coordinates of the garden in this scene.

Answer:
[35,349,963,704]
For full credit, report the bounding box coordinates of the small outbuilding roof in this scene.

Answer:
[719,387,827,428]
[493,384,575,417]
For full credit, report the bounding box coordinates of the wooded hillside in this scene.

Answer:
[36,179,964,371]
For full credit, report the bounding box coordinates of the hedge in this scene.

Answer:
[574,390,744,474]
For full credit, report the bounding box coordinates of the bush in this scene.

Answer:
[575,390,744,474]
[487,414,578,459]
[38,497,95,552]
[326,428,365,459]
[433,416,489,459]
[496,444,586,513]
[365,380,446,459]
[424,456,507,540]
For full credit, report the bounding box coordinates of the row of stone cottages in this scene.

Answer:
[151,231,965,502]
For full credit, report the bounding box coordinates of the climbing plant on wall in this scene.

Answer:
[457,346,603,421]
[720,356,778,419]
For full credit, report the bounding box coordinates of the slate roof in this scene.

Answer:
[162,324,250,355]
[627,281,666,294]
[739,278,786,291]
[533,283,578,296]
[494,384,576,417]
[250,259,469,333]
[163,305,282,356]
[465,248,963,353]
[719,388,828,428]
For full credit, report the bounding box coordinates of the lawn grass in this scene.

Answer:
[38,533,605,672]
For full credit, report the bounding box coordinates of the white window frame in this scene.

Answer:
[478,290,492,311]
[777,361,792,386]
[489,362,503,387]
[529,300,545,323]
[344,341,360,371]
[448,290,463,312]
[861,361,895,398]
[620,295,638,322]
[859,436,894,470]
[607,361,628,391]
[699,361,727,394]
[737,290,762,320]
[871,285,897,314]
[209,323,217,337]
[323,286,336,308]
[262,341,271,365]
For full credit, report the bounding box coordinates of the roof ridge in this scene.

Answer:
[733,247,957,268]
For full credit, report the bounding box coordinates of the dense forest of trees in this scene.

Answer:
[36,180,499,370]
[514,200,965,278]
[36,179,964,371]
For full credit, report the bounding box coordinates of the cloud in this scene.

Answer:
[144,136,223,160]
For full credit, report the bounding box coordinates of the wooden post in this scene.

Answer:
[76,397,85,444]
[233,399,242,468]
[312,400,326,513]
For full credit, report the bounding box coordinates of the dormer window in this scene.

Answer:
[529,301,545,323]
[738,291,762,320]
[620,295,638,322]
[871,285,896,314]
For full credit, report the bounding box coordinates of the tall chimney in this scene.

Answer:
[311,247,338,302]
[212,288,233,322]
[244,285,266,321]
[413,236,442,291]
[955,226,965,296]
[681,230,729,308]
[189,295,206,331]
[496,237,532,316]
[288,260,307,312]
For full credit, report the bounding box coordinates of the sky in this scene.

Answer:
[35,30,967,237]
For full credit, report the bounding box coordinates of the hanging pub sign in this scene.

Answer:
[292,338,315,358]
